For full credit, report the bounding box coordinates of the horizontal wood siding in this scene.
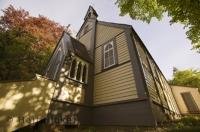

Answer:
[94,62,137,104]
[116,32,130,64]
[136,43,160,103]
[135,37,180,115]
[78,21,93,38]
[143,67,160,103]
[79,29,92,51]
[95,47,102,74]
[94,32,130,74]
[96,24,123,47]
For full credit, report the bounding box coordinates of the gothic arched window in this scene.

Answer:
[103,41,115,68]
[82,65,87,83]
[76,62,82,81]
[70,59,77,78]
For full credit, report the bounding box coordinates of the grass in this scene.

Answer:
[19,116,200,132]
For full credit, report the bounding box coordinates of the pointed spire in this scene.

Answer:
[84,6,98,20]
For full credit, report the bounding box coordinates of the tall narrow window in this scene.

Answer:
[70,59,77,78]
[53,49,63,79]
[103,41,115,69]
[76,62,82,81]
[82,65,87,83]
[181,92,199,114]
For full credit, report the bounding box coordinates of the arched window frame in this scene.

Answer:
[82,64,87,83]
[68,56,88,84]
[53,47,63,80]
[76,62,82,81]
[103,41,116,69]
[69,59,77,79]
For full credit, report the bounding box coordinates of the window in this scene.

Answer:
[82,65,87,83]
[103,41,115,69]
[68,58,88,84]
[76,62,82,81]
[53,50,62,79]
[70,59,77,78]
[181,92,200,114]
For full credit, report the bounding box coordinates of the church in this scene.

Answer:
[3,6,200,131]
[44,6,180,126]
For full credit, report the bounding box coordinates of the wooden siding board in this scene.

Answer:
[94,95,137,104]
[94,85,136,96]
[96,24,123,47]
[94,62,137,104]
[79,29,93,51]
[116,33,130,64]
[94,46,102,74]
[94,88,137,99]
[94,32,130,74]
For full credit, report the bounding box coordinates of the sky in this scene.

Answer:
[0,0,200,79]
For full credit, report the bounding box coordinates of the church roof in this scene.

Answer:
[70,36,91,62]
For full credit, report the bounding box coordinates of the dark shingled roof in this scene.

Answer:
[70,36,92,63]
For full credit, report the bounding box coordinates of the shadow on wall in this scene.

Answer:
[53,63,85,104]
[0,74,55,131]
[47,63,86,126]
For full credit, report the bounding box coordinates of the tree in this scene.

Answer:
[116,0,200,52]
[0,5,70,80]
[169,68,200,88]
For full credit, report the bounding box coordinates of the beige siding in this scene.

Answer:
[79,29,92,51]
[116,32,130,64]
[135,42,149,70]
[171,86,200,114]
[143,67,160,103]
[135,42,160,103]
[95,47,102,74]
[94,32,130,74]
[54,56,88,104]
[0,75,55,131]
[78,21,93,37]
[94,62,137,104]
[96,24,123,47]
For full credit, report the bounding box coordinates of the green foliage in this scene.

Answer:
[0,28,48,80]
[116,0,200,52]
[169,68,200,88]
[168,116,200,131]
[0,5,67,81]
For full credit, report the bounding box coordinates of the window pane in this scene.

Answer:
[82,65,87,83]
[105,58,109,68]
[110,56,114,65]
[108,43,113,49]
[70,59,76,78]
[105,43,112,51]
[104,42,115,68]
[109,50,114,57]
[76,62,82,81]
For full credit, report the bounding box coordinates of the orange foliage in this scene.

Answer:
[0,5,70,51]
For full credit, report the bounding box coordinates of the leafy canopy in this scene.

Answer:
[169,68,200,88]
[0,5,70,80]
[116,0,200,52]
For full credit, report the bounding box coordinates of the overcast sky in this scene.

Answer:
[1,0,199,79]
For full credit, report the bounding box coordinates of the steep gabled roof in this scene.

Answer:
[97,21,132,29]
[44,32,91,79]
[84,5,98,20]
[70,36,91,62]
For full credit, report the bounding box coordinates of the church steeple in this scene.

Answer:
[84,6,98,20]
[76,6,98,60]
